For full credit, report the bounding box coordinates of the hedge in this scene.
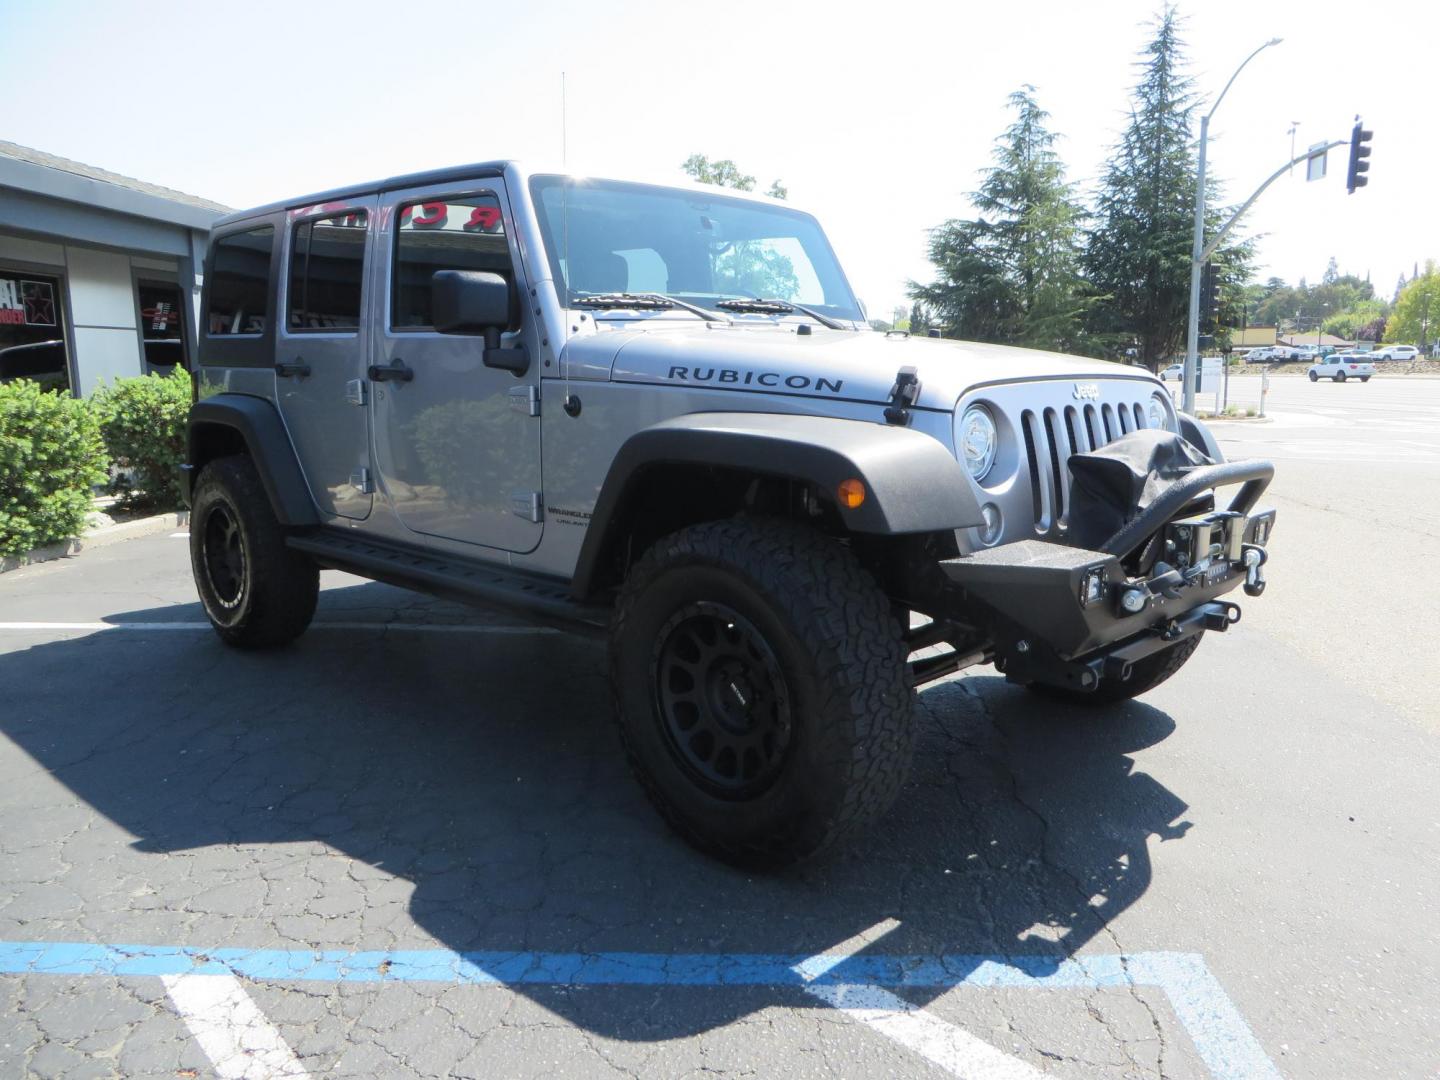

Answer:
[92,367,192,511]
[0,379,110,558]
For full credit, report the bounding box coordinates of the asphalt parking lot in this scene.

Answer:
[2,378,1439,1078]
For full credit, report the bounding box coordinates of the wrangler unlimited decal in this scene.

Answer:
[666,366,845,394]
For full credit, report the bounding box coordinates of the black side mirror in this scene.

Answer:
[431,270,528,374]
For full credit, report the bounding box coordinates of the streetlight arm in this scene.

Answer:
[1207,38,1283,122]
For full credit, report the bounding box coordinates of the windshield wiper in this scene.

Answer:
[713,297,846,331]
[572,292,726,323]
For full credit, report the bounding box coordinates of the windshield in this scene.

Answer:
[529,176,863,323]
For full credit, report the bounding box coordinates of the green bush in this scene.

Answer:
[0,380,110,557]
[93,367,191,511]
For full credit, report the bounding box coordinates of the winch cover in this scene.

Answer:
[1065,429,1213,551]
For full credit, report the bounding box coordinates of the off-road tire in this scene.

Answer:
[190,455,318,648]
[1029,634,1202,707]
[610,519,914,868]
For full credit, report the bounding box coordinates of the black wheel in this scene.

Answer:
[610,519,913,867]
[190,455,318,648]
[1335,371,1346,382]
[1029,635,1202,707]
[1361,376,1371,382]
[1308,371,1319,382]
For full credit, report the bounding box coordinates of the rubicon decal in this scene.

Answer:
[666,366,845,394]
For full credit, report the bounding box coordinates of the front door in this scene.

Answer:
[274,197,377,520]
[370,183,543,553]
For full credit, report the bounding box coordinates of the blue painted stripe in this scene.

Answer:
[0,940,1127,988]
[0,940,1279,1079]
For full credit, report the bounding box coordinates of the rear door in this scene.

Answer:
[275,198,377,520]
[370,181,543,553]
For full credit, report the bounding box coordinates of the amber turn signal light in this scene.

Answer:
[837,478,866,509]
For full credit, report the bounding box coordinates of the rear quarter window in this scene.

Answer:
[208,226,275,336]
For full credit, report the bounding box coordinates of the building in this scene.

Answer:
[1279,332,1354,350]
[1231,326,1279,349]
[0,141,228,396]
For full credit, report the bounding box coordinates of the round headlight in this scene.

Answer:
[1148,395,1169,431]
[960,405,998,481]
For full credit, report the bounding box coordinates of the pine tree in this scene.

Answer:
[907,87,1089,350]
[1083,8,1250,370]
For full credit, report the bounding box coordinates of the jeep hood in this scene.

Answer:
[576,323,1160,411]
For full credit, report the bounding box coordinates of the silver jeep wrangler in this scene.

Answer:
[186,162,1275,866]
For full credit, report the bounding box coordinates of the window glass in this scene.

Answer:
[207,226,274,335]
[530,177,862,321]
[137,281,186,372]
[288,211,368,331]
[392,197,513,329]
[0,270,69,393]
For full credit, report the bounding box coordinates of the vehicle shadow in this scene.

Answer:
[0,582,1189,1040]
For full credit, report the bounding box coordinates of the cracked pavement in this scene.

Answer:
[1,486,1437,1077]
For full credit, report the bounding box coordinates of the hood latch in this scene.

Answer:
[884,366,920,425]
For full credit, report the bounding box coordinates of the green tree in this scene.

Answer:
[681,154,788,201]
[908,86,1090,351]
[1083,8,1251,370]
[1385,261,1439,347]
[681,154,756,191]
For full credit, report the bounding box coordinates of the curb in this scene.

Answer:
[1,512,189,576]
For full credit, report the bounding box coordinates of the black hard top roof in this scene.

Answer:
[212,160,512,229]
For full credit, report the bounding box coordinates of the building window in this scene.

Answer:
[392,197,513,329]
[207,226,274,336]
[137,280,187,373]
[288,210,368,331]
[0,270,70,394]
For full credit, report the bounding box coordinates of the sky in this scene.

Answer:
[2,0,1436,320]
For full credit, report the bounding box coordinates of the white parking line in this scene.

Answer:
[805,982,1044,1079]
[796,920,1044,1079]
[0,621,557,634]
[161,972,310,1079]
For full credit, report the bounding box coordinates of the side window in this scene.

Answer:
[392,196,514,329]
[207,226,274,336]
[288,211,368,331]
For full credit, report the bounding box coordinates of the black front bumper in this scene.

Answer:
[937,459,1275,693]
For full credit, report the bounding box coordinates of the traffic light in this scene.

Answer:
[1346,119,1372,194]
[1201,262,1221,331]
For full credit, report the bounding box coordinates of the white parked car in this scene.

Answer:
[1160,362,1185,381]
[1308,354,1374,382]
[1371,345,1419,362]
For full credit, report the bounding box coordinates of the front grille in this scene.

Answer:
[1016,395,1155,539]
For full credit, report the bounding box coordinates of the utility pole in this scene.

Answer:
[1185,38,1284,414]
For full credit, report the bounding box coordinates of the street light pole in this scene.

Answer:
[1184,37,1283,414]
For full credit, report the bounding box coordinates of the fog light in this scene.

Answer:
[978,503,1002,545]
[1119,587,1149,614]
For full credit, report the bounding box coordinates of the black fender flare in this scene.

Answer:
[571,411,982,597]
[187,395,319,526]
[1177,411,1224,462]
